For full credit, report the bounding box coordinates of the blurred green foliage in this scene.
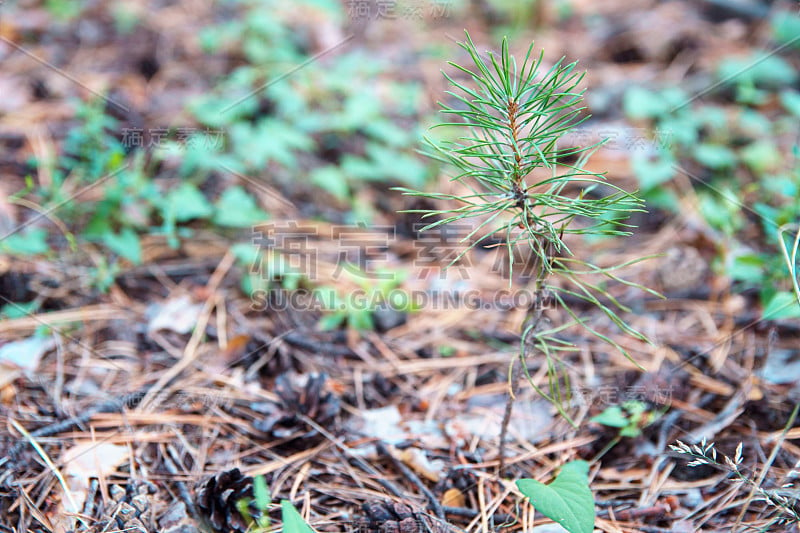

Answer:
[11,98,268,293]
[188,0,433,215]
[315,271,417,331]
[43,0,83,21]
[8,0,433,305]
[623,27,800,318]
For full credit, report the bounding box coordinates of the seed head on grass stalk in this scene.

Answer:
[396,32,659,426]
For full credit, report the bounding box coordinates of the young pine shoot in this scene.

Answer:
[397,32,658,471]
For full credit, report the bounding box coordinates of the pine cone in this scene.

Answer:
[94,481,159,533]
[252,373,340,441]
[196,468,265,533]
[357,500,448,533]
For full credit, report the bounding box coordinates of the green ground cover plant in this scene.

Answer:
[233,474,315,533]
[190,0,433,218]
[5,0,441,332]
[11,98,267,286]
[623,14,800,319]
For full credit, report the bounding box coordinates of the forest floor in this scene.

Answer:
[1,0,799,532]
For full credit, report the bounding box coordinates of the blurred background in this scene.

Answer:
[0,0,798,318]
[1,1,800,531]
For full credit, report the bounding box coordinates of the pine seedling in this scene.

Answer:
[397,32,658,470]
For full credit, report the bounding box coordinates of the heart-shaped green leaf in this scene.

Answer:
[516,460,595,533]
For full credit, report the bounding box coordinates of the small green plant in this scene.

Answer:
[516,460,595,533]
[19,99,150,268]
[236,473,271,530]
[231,244,308,299]
[316,272,417,331]
[12,98,270,289]
[398,33,657,531]
[235,474,316,533]
[591,399,662,439]
[398,31,653,464]
[590,400,664,462]
[670,432,800,528]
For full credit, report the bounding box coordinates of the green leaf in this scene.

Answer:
[45,0,83,20]
[735,80,767,105]
[102,228,142,264]
[771,13,800,49]
[189,90,258,128]
[631,153,675,191]
[318,312,346,331]
[642,187,679,211]
[740,141,781,175]
[1,300,40,319]
[438,345,456,357]
[253,474,270,512]
[763,291,800,320]
[349,309,375,330]
[622,400,648,416]
[517,460,595,533]
[310,166,349,201]
[694,105,728,131]
[230,242,261,267]
[693,144,736,169]
[590,406,629,428]
[718,53,798,88]
[165,182,214,222]
[619,425,643,438]
[213,186,268,227]
[727,254,764,283]
[176,141,243,177]
[761,174,797,198]
[0,228,49,256]
[623,87,669,120]
[698,192,741,235]
[736,109,772,136]
[780,90,800,117]
[281,500,315,533]
[365,120,413,146]
[341,144,427,188]
[229,119,314,170]
[658,115,699,147]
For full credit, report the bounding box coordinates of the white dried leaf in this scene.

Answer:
[0,336,54,372]
[60,442,129,514]
[147,295,204,334]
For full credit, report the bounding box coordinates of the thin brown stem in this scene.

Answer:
[498,272,547,476]
[507,98,522,173]
[498,356,520,476]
